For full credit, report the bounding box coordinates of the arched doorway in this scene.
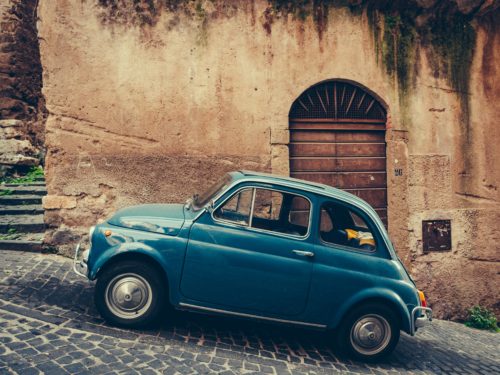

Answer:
[289,80,388,225]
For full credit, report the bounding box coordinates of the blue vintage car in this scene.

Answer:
[74,170,431,360]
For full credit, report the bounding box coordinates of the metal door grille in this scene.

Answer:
[289,81,386,121]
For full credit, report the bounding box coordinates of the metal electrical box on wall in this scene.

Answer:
[422,220,452,253]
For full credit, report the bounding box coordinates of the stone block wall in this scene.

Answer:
[0,0,45,173]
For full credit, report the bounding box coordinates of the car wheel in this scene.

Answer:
[95,261,165,328]
[335,303,400,361]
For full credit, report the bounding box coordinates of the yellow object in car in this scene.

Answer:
[345,228,375,247]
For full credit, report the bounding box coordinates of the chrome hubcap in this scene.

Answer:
[105,273,152,319]
[350,314,391,355]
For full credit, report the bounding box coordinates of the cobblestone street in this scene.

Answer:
[0,250,499,375]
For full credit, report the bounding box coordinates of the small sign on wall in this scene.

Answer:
[422,220,452,252]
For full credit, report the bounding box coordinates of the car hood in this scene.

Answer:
[108,203,185,236]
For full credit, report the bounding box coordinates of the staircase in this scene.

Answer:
[0,176,46,252]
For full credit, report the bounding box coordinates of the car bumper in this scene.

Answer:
[73,241,90,278]
[411,306,433,335]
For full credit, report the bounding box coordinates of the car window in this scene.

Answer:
[213,188,253,225]
[289,196,310,228]
[253,189,283,220]
[350,211,368,229]
[320,202,376,251]
[320,209,333,232]
[251,188,310,237]
[214,187,311,237]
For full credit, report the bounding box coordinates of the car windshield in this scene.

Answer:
[191,173,233,211]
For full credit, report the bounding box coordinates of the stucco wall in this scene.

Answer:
[37,0,499,319]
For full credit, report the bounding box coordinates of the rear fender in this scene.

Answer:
[329,288,412,333]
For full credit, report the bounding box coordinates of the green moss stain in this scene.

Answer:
[264,1,364,38]
[194,0,209,46]
[365,3,476,128]
[96,1,477,124]
[423,12,476,126]
[364,7,418,125]
[383,14,417,94]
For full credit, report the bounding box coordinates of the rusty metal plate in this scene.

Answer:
[422,220,452,252]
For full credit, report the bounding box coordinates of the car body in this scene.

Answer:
[74,170,432,360]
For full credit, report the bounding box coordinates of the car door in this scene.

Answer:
[307,198,395,323]
[180,185,315,317]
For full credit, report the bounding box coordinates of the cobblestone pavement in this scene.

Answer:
[0,250,499,374]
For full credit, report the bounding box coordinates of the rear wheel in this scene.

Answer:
[335,303,400,361]
[95,261,165,328]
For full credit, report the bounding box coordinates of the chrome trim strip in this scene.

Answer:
[179,303,326,328]
[249,188,256,228]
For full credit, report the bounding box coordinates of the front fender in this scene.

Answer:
[88,242,170,281]
[329,287,412,333]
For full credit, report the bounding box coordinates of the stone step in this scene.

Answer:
[0,231,44,252]
[0,204,44,215]
[0,185,46,195]
[0,240,43,252]
[3,181,46,187]
[0,195,42,205]
[0,214,45,233]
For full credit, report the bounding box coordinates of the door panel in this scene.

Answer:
[290,157,386,172]
[180,213,314,316]
[290,129,385,143]
[291,172,387,189]
[289,142,385,157]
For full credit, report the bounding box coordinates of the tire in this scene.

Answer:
[334,303,400,362]
[95,261,166,328]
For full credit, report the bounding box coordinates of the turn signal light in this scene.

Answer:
[418,290,427,307]
[104,230,112,237]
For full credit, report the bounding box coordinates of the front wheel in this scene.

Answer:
[95,261,165,328]
[335,304,400,361]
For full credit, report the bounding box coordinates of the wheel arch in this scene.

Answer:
[329,289,412,334]
[92,249,171,303]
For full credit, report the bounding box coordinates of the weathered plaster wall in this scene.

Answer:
[0,0,45,172]
[406,14,500,319]
[37,0,499,319]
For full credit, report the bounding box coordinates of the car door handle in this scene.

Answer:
[292,250,315,258]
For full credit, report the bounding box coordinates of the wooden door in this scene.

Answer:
[289,81,387,225]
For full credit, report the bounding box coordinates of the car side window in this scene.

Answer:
[320,202,376,251]
[251,188,310,237]
[213,188,253,226]
[253,189,283,220]
[214,187,311,237]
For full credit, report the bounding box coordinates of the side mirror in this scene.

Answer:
[205,199,215,213]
